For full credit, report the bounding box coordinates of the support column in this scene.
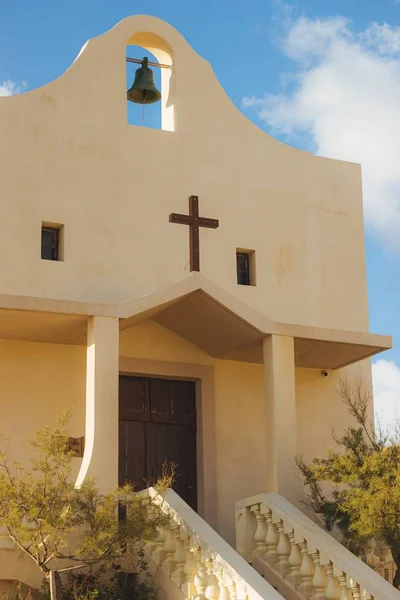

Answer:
[263,334,298,499]
[75,316,119,493]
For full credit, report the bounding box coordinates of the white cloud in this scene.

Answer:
[284,16,352,63]
[372,359,400,436]
[0,80,26,97]
[360,22,400,55]
[243,16,400,247]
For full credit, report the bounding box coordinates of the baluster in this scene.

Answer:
[227,580,237,600]
[182,537,198,598]
[216,569,230,600]
[251,505,267,556]
[275,520,291,578]
[265,510,279,566]
[286,531,302,589]
[143,504,158,556]
[299,540,315,599]
[350,585,361,600]
[234,578,247,600]
[143,537,156,556]
[311,551,328,600]
[324,562,340,599]
[151,526,167,565]
[162,521,177,575]
[337,574,352,600]
[171,526,187,587]
[205,557,220,600]
[194,548,208,600]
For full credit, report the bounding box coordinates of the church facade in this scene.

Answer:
[0,15,391,588]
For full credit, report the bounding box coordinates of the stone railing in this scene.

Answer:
[235,494,400,600]
[143,488,284,600]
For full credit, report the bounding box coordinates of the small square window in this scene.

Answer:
[41,223,63,261]
[236,249,256,286]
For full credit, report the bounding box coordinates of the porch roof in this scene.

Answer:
[0,274,391,369]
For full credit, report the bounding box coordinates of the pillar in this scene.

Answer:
[75,316,119,493]
[263,334,298,499]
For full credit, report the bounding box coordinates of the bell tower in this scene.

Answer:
[124,27,174,131]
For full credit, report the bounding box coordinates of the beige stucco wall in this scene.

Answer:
[213,359,372,544]
[0,340,86,465]
[0,319,373,585]
[0,15,368,332]
[120,320,214,365]
[296,360,373,463]
[213,359,267,543]
[0,340,86,587]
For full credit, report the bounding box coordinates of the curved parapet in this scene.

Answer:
[0,14,300,141]
[0,15,368,335]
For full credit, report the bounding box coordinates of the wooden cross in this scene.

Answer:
[169,195,219,272]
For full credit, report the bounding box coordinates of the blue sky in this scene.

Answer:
[1,0,400,428]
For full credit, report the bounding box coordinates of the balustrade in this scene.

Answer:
[140,488,396,600]
[236,494,398,600]
[140,487,282,600]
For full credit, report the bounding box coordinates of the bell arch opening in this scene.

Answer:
[126,32,174,132]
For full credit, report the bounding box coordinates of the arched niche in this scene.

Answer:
[126,31,174,132]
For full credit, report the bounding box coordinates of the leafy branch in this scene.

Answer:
[296,374,400,588]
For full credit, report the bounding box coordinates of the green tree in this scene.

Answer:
[0,412,172,600]
[296,376,400,589]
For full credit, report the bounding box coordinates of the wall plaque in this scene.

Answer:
[67,436,85,458]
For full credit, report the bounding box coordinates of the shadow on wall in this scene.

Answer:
[0,579,44,600]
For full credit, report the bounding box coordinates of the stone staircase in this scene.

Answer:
[236,494,399,600]
[143,488,400,600]
[144,487,282,599]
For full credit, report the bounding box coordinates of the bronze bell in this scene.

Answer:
[127,57,161,104]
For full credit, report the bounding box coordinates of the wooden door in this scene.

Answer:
[118,375,197,511]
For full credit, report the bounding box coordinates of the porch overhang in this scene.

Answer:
[0,274,391,369]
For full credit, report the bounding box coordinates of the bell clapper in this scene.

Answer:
[142,93,146,126]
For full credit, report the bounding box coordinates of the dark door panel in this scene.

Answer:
[118,376,197,510]
[118,420,146,489]
[149,378,196,427]
[119,376,150,422]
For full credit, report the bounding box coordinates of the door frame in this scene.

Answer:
[119,356,217,529]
